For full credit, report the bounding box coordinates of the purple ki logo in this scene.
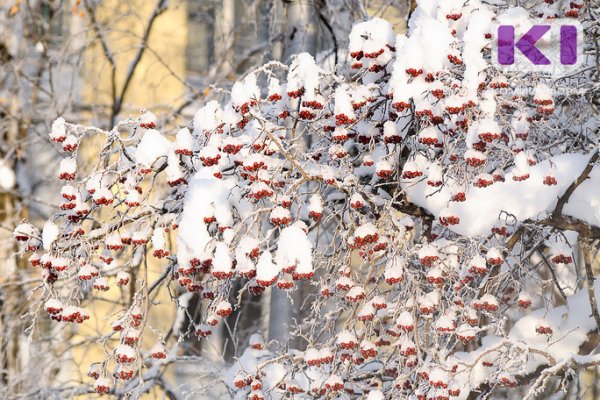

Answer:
[497,25,578,65]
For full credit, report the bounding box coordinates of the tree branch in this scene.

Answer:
[111,0,168,126]
[552,148,599,219]
[582,237,600,331]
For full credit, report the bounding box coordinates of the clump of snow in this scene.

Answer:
[334,84,356,121]
[193,101,222,134]
[0,160,16,191]
[140,111,157,128]
[275,222,313,275]
[177,173,236,268]
[59,157,77,178]
[533,83,553,104]
[232,73,260,109]
[402,152,600,237]
[174,128,194,154]
[42,220,60,251]
[348,18,395,56]
[49,117,67,142]
[135,129,172,169]
[256,251,279,285]
[287,53,321,97]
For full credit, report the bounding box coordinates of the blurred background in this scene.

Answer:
[0,0,411,398]
[5,2,598,399]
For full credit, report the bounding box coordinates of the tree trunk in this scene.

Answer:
[282,0,319,61]
[215,0,236,75]
[268,0,319,348]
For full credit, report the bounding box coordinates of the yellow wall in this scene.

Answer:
[83,0,188,114]
[73,2,188,397]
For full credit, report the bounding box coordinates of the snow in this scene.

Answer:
[232,73,260,108]
[50,117,66,141]
[546,234,572,255]
[85,173,103,193]
[59,157,77,176]
[216,300,232,314]
[53,257,69,270]
[427,266,443,280]
[429,367,450,384]
[396,310,414,328]
[175,127,194,152]
[383,121,399,141]
[350,193,365,207]
[346,285,365,300]
[151,229,165,251]
[477,294,498,308]
[78,264,98,279]
[193,101,222,134]
[418,126,440,143]
[402,152,600,237]
[166,151,184,183]
[534,83,553,102]
[401,155,428,179]
[92,187,113,203]
[398,335,416,353]
[225,345,271,390]
[116,271,130,285]
[93,277,109,290]
[93,377,112,391]
[456,323,477,338]
[287,53,321,96]
[44,298,62,312]
[324,374,343,387]
[140,111,157,127]
[319,347,333,362]
[564,163,600,227]
[462,8,495,95]
[237,237,259,258]
[358,303,376,319]
[444,94,468,111]
[255,251,279,283]
[267,78,282,98]
[404,16,452,73]
[418,244,439,260]
[454,277,600,398]
[177,172,236,267]
[304,347,320,363]
[116,344,136,359]
[134,129,172,168]
[275,222,313,274]
[354,223,378,240]
[60,184,77,199]
[476,118,500,137]
[23,9,600,399]
[249,333,264,348]
[470,254,486,269]
[132,229,148,244]
[376,161,392,176]
[366,390,384,400]
[42,220,60,251]
[334,84,356,120]
[348,18,395,55]
[106,233,122,249]
[337,330,357,345]
[198,144,220,162]
[213,242,233,274]
[270,206,290,222]
[486,247,502,261]
[0,160,16,190]
[418,291,440,308]
[63,134,78,150]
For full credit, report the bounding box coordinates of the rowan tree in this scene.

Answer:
[10,0,600,399]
